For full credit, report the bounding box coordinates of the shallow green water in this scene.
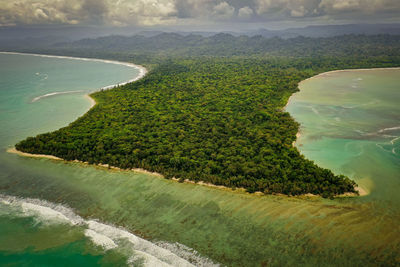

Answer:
[286,69,400,204]
[0,53,145,266]
[0,54,399,266]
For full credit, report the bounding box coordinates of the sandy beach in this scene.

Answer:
[6,61,372,198]
[7,147,164,177]
[7,146,240,192]
[298,67,400,86]
[0,52,147,84]
[285,67,400,112]
[7,148,62,160]
[283,68,391,197]
[84,94,96,109]
[1,51,148,109]
[7,147,366,197]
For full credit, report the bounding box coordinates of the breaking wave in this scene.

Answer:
[378,126,400,133]
[0,194,218,267]
[32,91,83,102]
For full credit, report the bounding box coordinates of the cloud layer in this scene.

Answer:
[0,0,399,27]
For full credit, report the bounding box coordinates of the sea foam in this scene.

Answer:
[378,126,400,133]
[84,229,118,250]
[32,90,83,102]
[0,194,217,266]
[86,220,197,267]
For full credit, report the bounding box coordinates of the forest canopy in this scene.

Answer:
[14,34,400,197]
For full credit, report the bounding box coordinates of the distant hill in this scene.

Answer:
[1,23,399,51]
[41,33,400,61]
[247,24,400,38]
[143,23,400,38]
[14,33,400,197]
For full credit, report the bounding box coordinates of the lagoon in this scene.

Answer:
[286,68,400,204]
[0,53,399,266]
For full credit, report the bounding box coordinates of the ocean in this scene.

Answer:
[286,69,400,204]
[0,53,399,266]
[0,53,209,267]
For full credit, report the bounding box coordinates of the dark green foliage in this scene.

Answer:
[15,34,400,197]
[53,33,400,58]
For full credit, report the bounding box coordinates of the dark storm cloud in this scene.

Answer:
[80,0,108,24]
[0,0,399,27]
[0,0,109,26]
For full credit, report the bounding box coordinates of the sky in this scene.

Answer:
[0,0,399,30]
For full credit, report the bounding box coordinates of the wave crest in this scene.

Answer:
[0,194,218,266]
[32,90,83,102]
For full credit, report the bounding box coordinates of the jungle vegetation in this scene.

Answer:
[15,34,400,197]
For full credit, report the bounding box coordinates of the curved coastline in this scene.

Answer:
[3,52,255,196]
[297,67,400,86]
[2,52,399,266]
[6,146,251,194]
[8,146,359,198]
[285,67,400,197]
[8,59,383,198]
[3,51,150,171]
[0,51,147,91]
[0,51,147,122]
[285,67,400,112]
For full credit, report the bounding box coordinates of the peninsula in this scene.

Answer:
[11,34,400,198]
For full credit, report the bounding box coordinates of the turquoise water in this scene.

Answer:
[0,53,203,266]
[0,53,138,266]
[1,54,399,266]
[286,69,400,204]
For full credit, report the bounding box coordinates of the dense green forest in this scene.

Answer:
[15,34,400,197]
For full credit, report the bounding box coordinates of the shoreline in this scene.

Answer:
[7,147,163,178]
[7,147,235,191]
[5,55,375,198]
[7,147,365,197]
[7,148,62,161]
[0,51,147,77]
[298,67,400,87]
[0,51,147,92]
[285,67,400,146]
[283,67,397,197]
[0,51,147,111]
[84,94,96,109]
[285,67,400,112]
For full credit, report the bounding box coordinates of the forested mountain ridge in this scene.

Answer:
[55,33,400,56]
[9,33,400,66]
[14,34,400,197]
